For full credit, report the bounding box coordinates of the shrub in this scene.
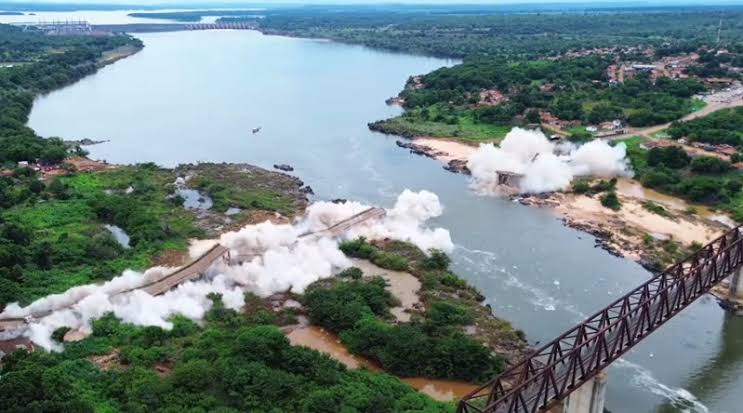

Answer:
[642,201,671,218]
[337,266,363,279]
[371,251,409,271]
[421,249,451,271]
[600,191,621,210]
[572,179,591,194]
[425,301,473,328]
[338,237,376,259]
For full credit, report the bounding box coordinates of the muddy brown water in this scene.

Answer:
[287,325,478,401]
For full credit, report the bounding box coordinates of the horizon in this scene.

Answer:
[4,0,743,7]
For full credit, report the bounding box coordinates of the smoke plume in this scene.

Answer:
[467,128,632,194]
[0,190,451,351]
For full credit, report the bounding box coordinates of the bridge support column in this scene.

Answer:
[563,371,607,413]
[730,267,743,300]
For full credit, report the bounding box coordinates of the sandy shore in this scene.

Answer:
[413,137,479,162]
[399,137,730,268]
[548,192,723,260]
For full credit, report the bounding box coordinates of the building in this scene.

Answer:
[632,64,656,72]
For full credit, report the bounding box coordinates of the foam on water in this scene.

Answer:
[614,358,709,413]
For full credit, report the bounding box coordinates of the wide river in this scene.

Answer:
[26,29,743,413]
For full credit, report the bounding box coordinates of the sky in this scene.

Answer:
[6,0,743,4]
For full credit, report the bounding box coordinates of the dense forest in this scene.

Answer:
[0,298,453,412]
[255,8,740,140]
[668,107,743,146]
[0,238,519,412]
[401,57,704,126]
[258,8,743,59]
[0,25,141,167]
[621,137,743,220]
[0,25,149,308]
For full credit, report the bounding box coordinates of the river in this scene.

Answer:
[25,28,743,413]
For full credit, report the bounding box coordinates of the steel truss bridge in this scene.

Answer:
[458,226,743,413]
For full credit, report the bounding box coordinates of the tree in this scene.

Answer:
[690,156,732,174]
[647,146,690,169]
[525,109,541,124]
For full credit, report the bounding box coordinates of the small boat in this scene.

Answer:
[252,127,262,134]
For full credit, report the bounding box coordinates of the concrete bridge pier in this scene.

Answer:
[563,371,608,413]
[730,267,743,300]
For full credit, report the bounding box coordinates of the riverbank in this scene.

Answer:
[281,239,528,400]
[0,159,309,308]
[397,136,729,270]
[97,43,143,66]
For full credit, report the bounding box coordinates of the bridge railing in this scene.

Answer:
[458,226,743,413]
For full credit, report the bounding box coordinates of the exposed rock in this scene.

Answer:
[64,138,108,147]
[444,159,470,174]
[331,198,347,204]
[273,164,294,172]
[300,185,314,195]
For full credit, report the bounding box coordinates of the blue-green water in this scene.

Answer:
[28,30,743,413]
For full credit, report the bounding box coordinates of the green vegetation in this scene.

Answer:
[572,178,617,196]
[258,8,743,59]
[369,109,509,142]
[642,201,673,218]
[309,239,512,382]
[0,23,302,312]
[0,25,146,308]
[0,161,306,310]
[668,106,743,146]
[128,10,261,22]
[328,239,524,379]
[372,58,704,140]
[0,296,452,412]
[0,165,202,308]
[600,191,622,211]
[255,6,743,141]
[0,25,141,169]
[340,237,410,271]
[181,163,303,216]
[617,138,743,220]
[642,235,704,269]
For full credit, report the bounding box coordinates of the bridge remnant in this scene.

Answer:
[496,171,523,188]
[730,267,743,299]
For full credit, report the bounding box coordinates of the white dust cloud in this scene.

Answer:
[467,128,632,194]
[0,190,452,351]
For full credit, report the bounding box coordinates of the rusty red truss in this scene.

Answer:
[458,226,743,413]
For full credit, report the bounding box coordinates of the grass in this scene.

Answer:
[182,163,301,215]
[2,162,307,306]
[2,165,200,304]
[614,135,648,173]
[567,126,590,135]
[690,98,707,112]
[371,115,509,142]
[642,200,673,218]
